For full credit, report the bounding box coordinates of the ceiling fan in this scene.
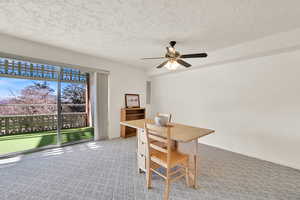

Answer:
[141,41,207,70]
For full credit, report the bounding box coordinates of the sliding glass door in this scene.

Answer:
[59,70,93,145]
[0,57,93,156]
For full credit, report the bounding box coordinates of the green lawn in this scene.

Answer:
[0,127,94,155]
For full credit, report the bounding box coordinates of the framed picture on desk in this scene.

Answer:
[125,94,140,108]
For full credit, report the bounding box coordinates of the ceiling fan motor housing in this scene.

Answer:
[169,41,176,47]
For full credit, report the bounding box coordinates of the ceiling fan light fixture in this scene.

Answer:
[165,60,180,70]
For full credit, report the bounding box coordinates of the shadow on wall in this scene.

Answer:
[197,45,300,71]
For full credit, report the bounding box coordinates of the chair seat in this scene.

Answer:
[150,149,188,168]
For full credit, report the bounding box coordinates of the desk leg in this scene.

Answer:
[177,140,199,189]
[193,139,199,189]
[136,128,140,173]
[137,128,147,174]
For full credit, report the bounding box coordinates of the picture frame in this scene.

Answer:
[125,94,140,108]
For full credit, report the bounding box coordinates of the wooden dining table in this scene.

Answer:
[120,119,215,188]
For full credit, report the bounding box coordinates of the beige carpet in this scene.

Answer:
[0,137,299,200]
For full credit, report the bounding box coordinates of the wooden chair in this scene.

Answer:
[144,123,189,200]
[156,112,172,122]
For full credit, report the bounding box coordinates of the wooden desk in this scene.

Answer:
[120,119,215,188]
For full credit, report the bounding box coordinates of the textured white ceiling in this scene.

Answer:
[0,0,300,69]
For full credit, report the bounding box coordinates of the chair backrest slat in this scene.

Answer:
[146,123,167,134]
[150,143,168,153]
[148,134,167,144]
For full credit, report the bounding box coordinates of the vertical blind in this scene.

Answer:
[91,72,109,140]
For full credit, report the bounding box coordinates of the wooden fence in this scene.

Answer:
[0,113,88,136]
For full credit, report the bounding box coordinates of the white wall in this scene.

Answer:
[151,30,300,170]
[0,33,147,139]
